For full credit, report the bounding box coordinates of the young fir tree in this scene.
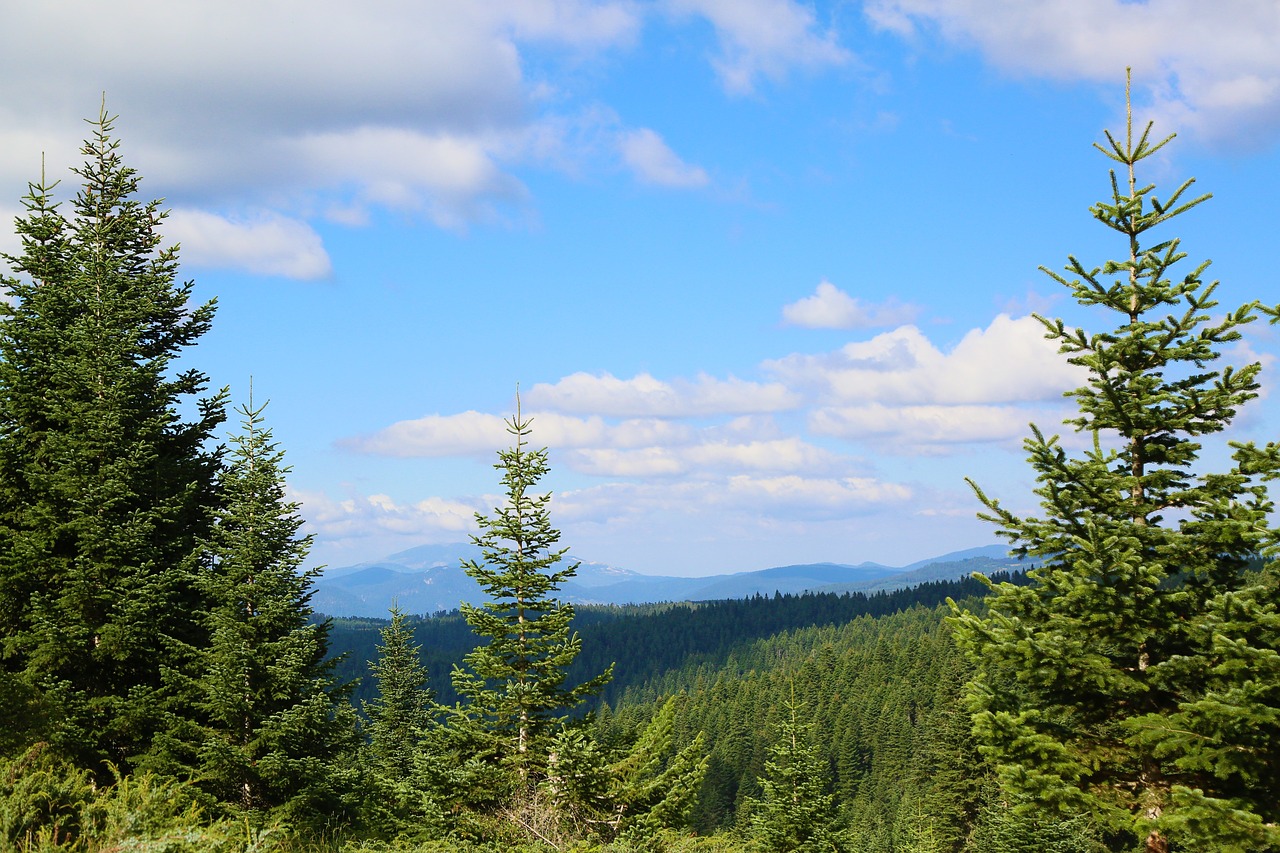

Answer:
[542,694,709,842]
[0,108,225,774]
[951,75,1280,853]
[358,606,446,838]
[365,606,435,782]
[746,688,846,853]
[451,398,612,784]
[605,695,709,841]
[179,396,358,820]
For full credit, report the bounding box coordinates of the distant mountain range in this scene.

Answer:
[309,543,1025,618]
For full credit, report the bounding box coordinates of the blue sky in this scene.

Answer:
[2,1,1278,576]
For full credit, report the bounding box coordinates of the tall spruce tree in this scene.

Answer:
[951,75,1280,852]
[0,108,225,774]
[451,398,612,782]
[176,395,358,820]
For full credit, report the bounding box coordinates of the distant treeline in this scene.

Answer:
[325,570,1029,708]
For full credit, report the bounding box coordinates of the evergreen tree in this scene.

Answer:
[451,399,612,782]
[964,787,1105,853]
[951,74,1280,853]
[605,696,709,841]
[1131,564,1280,852]
[746,687,846,853]
[365,606,435,782]
[362,606,447,839]
[915,654,985,853]
[0,107,225,774]
[175,396,358,820]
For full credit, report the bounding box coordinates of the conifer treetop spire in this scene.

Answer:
[452,392,611,782]
[952,72,1280,853]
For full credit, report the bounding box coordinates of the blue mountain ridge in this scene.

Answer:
[309,543,1019,618]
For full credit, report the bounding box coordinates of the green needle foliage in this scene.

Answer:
[0,106,225,776]
[451,398,613,784]
[607,696,709,841]
[366,605,435,782]
[951,74,1280,853]
[746,687,846,853]
[177,396,359,821]
[360,606,445,839]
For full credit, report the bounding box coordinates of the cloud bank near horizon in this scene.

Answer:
[317,311,1087,555]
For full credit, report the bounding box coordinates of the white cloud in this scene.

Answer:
[568,447,690,478]
[296,488,487,542]
[344,411,507,457]
[498,0,642,48]
[782,280,920,329]
[0,4,536,183]
[618,128,710,188]
[667,0,853,95]
[765,314,1085,405]
[565,436,846,477]
[526,371,798,416]
[0,2,644,265]
[288,127,527,229]
[0,203,22,264]
[343,410,699,458]
[345,405,848,477]
[555,471,911,527]
[297,461,912,566]
[864,0,1280,149]
[720,474,912,514]
[686,437,843,471]
[347,316,1085,471]
[810,402,1035,447]
[163,209,331,279]
[312,311,1091,569]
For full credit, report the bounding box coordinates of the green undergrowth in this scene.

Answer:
[0,744,753,853]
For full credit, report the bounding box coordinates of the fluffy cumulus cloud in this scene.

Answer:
[720,474,912,514]
[295,489,488,543]
[666,0,853,95]
[782,281,920,329]
[553,473,911,530]
[498,0,642,47]
[345,406,845,478]
[351,315,1084,474]
[299,465,915,572]
[765,314,1084,405]
[0,1,711,278]
[336,311,1096,567]
[864,0,1280,149]
[340,411,685,458]
[526,371,799,417]
[163,209,332,279]
[809,402,1037,449]
[565,437,846,478]
[618,128,710,188]
[288,127,527,229]
[0,0,864,280]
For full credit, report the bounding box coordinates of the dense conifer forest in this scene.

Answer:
[326,572,1029,708]
[2,88,1279,852]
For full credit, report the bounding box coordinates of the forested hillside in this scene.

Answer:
[605,606,977,842]
[326,571,1027,708]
